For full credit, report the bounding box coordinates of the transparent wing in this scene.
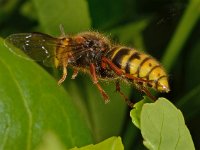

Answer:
[4,32,95,67]
[4,32,59,65]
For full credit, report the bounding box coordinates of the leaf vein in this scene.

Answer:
[175,113,181,149]
[0,58,33,150]
[158,107,164,150]
[0,123,10,150]
[60,103,75,145]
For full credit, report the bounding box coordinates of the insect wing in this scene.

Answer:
[4,32,59,66]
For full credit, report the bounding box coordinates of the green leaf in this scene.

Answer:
[36,132,67,150]
[130,97,152,129]
[37,134,124,150]
[32,0,91,34]
[0,38,93,149]
[71,136,124,150]
[141,98,195,150]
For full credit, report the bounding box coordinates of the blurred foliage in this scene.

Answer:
[0,0,200,149]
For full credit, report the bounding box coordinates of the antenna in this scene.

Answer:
[59,24,66,37]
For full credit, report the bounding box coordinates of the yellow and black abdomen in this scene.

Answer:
[106,46,170,93]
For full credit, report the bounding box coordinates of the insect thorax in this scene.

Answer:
[69,32,111,66]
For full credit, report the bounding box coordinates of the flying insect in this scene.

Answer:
[4,27,170,107]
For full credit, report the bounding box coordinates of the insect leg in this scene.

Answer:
[136,84,156,101]
[101,60,107,69]
[59,24,66,37]
[116,81,134,108]
[102,57,124,75]
[102,57,157,101]
[90,63,109,103]
[71,68,79,79]
[58,61,68,85]
[102,57,152,83]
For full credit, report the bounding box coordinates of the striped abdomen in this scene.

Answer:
[106,46,169,92]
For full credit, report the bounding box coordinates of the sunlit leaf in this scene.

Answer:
[130,97,152,129]
[37,134,124,150]
[141,98,195,150]
[71,136,124,150]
